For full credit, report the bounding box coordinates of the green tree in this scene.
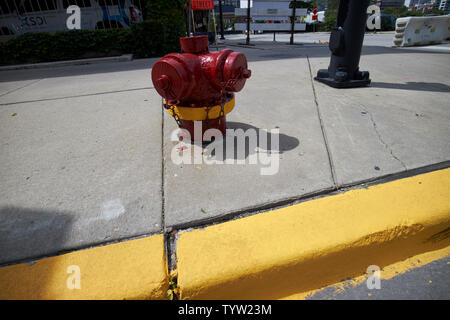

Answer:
[290,1,314,11]
[383,5,445,17]
[144,0,185,23]
[321,0,338,31]
[141,0,186,53]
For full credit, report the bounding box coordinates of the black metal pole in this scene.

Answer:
[218,0,225,40]
[290,0,296,45]
[315,0,371,88]
[246,0,250,45]
[187,1,192,36]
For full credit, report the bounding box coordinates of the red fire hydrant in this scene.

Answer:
[151,36,251,142]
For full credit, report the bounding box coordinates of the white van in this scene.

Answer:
[0,0,143,41]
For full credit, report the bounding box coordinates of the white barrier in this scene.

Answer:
[393,15,450,47]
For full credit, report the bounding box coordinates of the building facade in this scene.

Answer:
[437,0,450,12]
[376,0,406,9]
[409,0,440,11]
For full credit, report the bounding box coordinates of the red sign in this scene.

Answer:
[191,0,213,10]
[313,9,318,15]
[312,15,318,21]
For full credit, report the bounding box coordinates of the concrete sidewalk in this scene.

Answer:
[0,33,449,299]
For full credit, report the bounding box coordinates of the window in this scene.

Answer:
[16,0,57,13]
[97,0,121,6]
[0,1,15,15]
[63,0,92,9]
[0,27,14,35]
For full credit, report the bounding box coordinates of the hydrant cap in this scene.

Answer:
[151,58,190,101]
[223,52,251,92]
[180,36,209,54]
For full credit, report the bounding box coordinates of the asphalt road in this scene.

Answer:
[308,255,450,300]
[224,31,396,46]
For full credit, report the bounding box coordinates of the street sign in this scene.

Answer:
[312,8,318,21]
[191,0,213,10]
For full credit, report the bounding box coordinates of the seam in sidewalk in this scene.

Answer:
[0,78,44,98]
[160,99,166,236]
[0,230,162,268]
[306,55,338,188]
[0,87,154,106]
[1,162,449,298]
[160,98,179,299]
[3,160,448,270]
[176,168,450,299]
[0,55,133,71]
[168,159,450,232]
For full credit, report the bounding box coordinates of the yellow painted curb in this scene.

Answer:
[0,234,168,300]
[284,246,450,299]
[177,168,450,300]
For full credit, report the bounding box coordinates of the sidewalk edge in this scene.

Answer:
[0,54,133,71]
[177,168,450,299]
[0,234,168,300]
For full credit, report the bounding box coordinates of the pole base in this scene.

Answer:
[314,69,371,88]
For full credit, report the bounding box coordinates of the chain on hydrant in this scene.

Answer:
[151,36,251,143]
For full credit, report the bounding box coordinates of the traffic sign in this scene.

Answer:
[191,0,213,10]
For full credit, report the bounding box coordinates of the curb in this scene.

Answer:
[0,54,133,71]
[0,234,168,300]
[0,168,448,300]
[176,168,450,299]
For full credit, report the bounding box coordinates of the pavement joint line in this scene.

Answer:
[1,165,449,299]
[0,87,155,106]
[169,160,450,233]
[160,98,178,297]
[176,168,450,299]
[160,99,167,235]
[0,54,133,71]
[0,233,169,300]
[1,160,448,270]
[0,230,163,269]
[337,160,450,189]
[306,55,338,188]
[0,78,44,98]
[160,98,178,281]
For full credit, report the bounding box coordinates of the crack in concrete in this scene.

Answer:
[361,105,408,171]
